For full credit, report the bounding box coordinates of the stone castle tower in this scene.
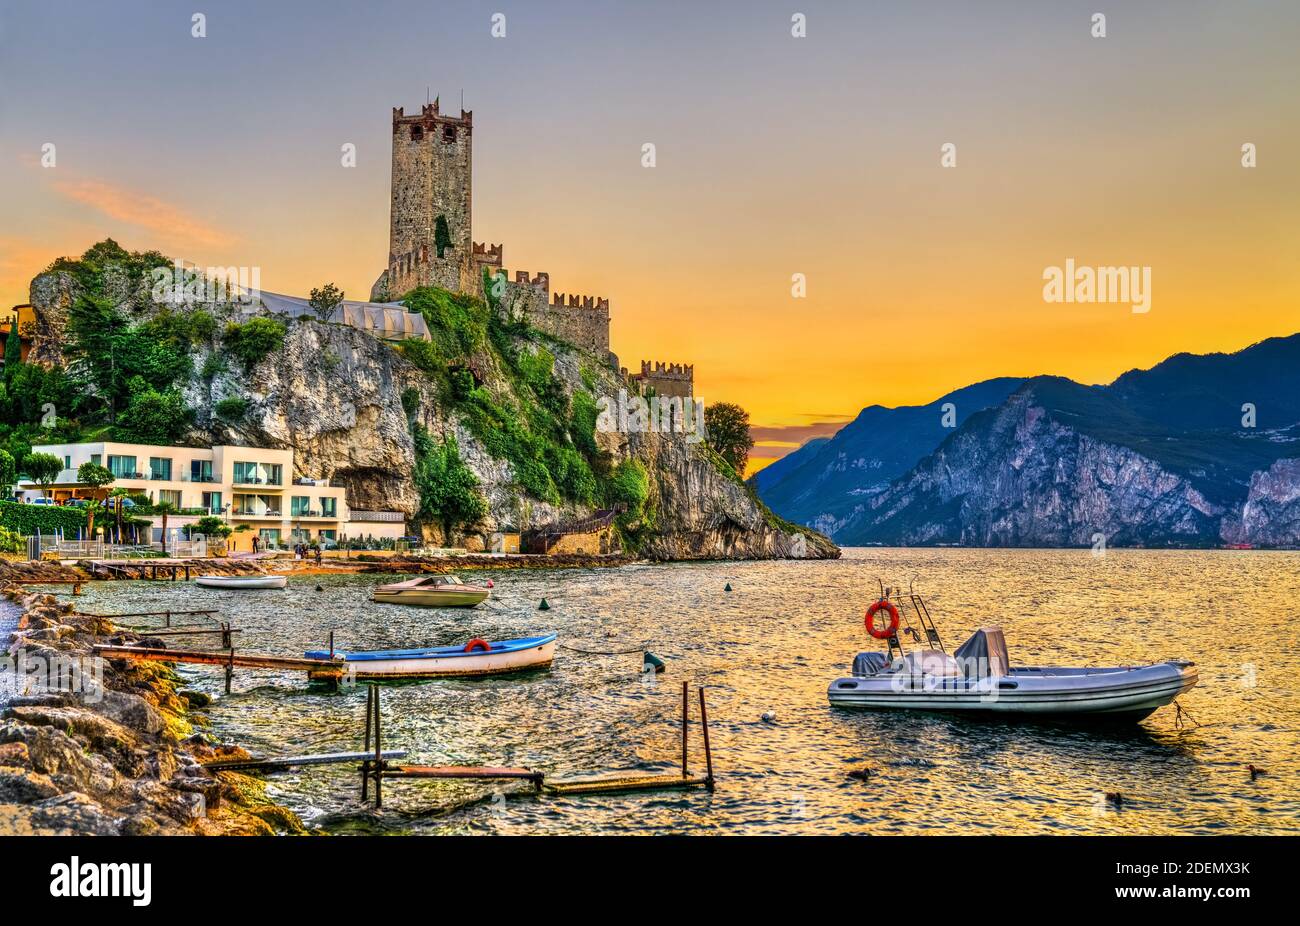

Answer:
[371,97,616,366]
[373,100,496,300]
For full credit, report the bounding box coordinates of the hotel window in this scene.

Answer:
[90,454,102,466]
[63,455,71,469]
[157,489,182,508]
[319,529,337,542]
[190,460,213,483]
[233,462,259,483]
[319,497,337,518]
[265,463,283,486]
[149,457,172,480]
[291,495,311,517]
[201,491,222,514]
[106,455,137,478]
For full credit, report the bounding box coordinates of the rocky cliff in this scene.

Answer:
[25,256,837,562]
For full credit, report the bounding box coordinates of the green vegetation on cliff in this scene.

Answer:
[1,240,208,460]
[397,285,612,507]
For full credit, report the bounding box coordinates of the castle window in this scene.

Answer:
[442,125,457,143]
[410,125,423,141]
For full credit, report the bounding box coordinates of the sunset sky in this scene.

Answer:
[2,1,1297,472]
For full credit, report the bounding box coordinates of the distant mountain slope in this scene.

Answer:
[842,335,1300,547]
[754,377,1026,537]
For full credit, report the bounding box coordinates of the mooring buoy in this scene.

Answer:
[761,711,777,724]
[642,651,665,674]
[538,598,551,611]
[724,583,732,592]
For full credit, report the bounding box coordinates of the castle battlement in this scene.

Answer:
[552,292,610,311]
[628,359,694,398]
[640,360,693,379]
[473,242,504,265]
[393,100,473,127]
[495,269,550,294]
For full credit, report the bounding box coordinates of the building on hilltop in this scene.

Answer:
[627,361,694,398]
[259,292,431,342]
[370,98,616,365]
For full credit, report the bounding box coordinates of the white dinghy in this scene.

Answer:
[827,586,1197,721]
[195,574,287,590]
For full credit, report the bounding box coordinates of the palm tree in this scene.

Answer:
[109,487,131,542]
[76,462,114,541]
[153,500,180,554]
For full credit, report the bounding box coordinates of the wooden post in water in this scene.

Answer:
[361,685,373,801]
[698,687,715,792]
[373,684,383,809]
[225,648,234,694]
[681,680,689,779]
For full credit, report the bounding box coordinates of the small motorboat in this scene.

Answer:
[304,633,555,679]
[372,574,491,608]
[827,586,1197,721]
[195,574,287,590]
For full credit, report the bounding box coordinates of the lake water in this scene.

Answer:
[58,548,1300,834]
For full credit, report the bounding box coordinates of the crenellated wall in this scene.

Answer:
[628,360,694,398]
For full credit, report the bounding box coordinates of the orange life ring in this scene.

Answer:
[864,600,900,639]
[464,638,491,653]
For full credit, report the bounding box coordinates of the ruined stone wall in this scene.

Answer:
[492,270,610,360]
[632,360,694,398]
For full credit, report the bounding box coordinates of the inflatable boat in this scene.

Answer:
[827,589,1197,721]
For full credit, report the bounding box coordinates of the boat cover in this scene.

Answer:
[953,627,1010,679]
[853,651,890,676]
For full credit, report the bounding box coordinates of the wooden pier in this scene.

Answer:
[92,643,346,691]
[358,682,716,808]
[80,558,194,581]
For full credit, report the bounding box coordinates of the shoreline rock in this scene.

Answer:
[0,572,305,835]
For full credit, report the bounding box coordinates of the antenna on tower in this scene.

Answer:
[460,88,464,111]
[426,86,430,105]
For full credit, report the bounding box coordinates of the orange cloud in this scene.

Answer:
[51,177,234,249]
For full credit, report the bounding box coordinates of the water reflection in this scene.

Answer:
[60,548,1300,834]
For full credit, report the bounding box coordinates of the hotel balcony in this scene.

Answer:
[231,509,285,519]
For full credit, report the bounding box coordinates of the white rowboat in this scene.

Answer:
[304,634,556,678]
[195,574,287,590]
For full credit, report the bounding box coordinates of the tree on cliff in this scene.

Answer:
[76,461,115,537]
[413,425,486,545]
[704,402,755,476]
[434,215,453,259]
[309,283,345,323]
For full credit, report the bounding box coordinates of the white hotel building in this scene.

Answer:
[20,441,406,550]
